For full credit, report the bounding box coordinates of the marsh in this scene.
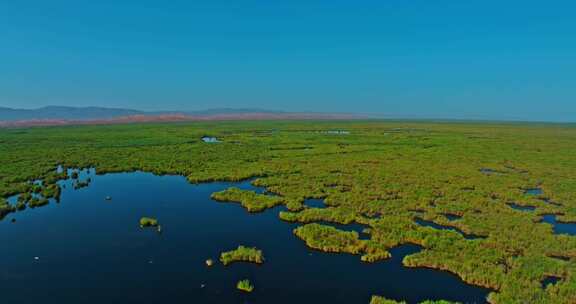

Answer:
[0,170,489,303]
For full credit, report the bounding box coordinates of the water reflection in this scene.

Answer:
[541,215,576,236]
[0,171,490,303]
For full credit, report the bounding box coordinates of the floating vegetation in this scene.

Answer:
[370,296,405,304]
[236,279,254,292]
[220,245,264,265]
[312,221,369,237]
[211,188,283,212]
[139,217,159,228]
[0,199,14,219]
[28,197,49,208]
[293,223,389,262]
[370,296,459,304]
[279,207,356,224]
[294,223,365,254]
[41,184,61,200]
[73,179,91,190]
[205,259,214,267]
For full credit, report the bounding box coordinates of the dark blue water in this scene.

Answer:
[541,276,562,288]
[0,171,490,304]
[541,215,576,236]
[443,214,462,221]
[414,218,484,240]
[507,203,536,212]
[304,198,325,208]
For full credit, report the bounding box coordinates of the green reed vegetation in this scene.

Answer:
[294,223,365,254]
[28,197,49,208]
[139,217,159,227]
[293,223,390,262]
[73,180,90,190]
[370,296,458,304]
[220,245,264,265]
[0,199,14,218]
[236,279,254,292]
[211,188,284,212]
[1,120,576,303]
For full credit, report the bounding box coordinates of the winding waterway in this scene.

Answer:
[0,170,490,303]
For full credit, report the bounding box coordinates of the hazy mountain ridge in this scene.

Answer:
[0,106,360,127]
[0,106,288,121]
[0,106,145,121]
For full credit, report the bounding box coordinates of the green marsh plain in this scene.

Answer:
[1,120,576,303]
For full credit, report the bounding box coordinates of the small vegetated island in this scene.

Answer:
[220,245,264,265]
[370,296,457,304]
[139,217,159,227]
[237,279,255,292]
[211,188,284,212]
[1,120,576,303]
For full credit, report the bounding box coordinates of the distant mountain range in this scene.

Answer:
[0,106,142,121]
[0,106,361,127]
[0,106,286,121]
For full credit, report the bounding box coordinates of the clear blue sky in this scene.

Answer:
[1,1,575,121]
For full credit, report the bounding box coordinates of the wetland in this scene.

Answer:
[1,120,576,303]
[0,170,489,303]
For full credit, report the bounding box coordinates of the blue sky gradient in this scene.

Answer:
[1,1,575,121]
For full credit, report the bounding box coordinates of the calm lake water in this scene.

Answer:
[542,214,576,236]
[414,218,485,240]
[202,136,220,143]
[507,203,536,212]
[525,188,543,196]
[0,171,490,304]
